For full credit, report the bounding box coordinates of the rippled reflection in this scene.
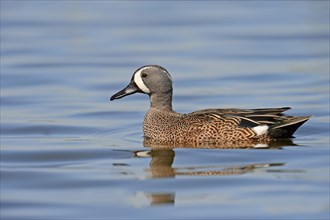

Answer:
[134,149,295,179]
[130,146,306,206]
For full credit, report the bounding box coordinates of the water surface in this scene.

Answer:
[1,1,329,219]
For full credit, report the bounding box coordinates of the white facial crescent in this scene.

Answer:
[133,67,151,94]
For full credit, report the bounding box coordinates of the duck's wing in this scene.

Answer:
[190,107,291,116]
[188,107,311,139]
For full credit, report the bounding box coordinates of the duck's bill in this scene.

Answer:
[110,82,138,101]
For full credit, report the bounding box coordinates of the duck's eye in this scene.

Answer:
[141,73,148,78]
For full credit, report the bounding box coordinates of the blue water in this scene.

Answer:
[1,1,329,219]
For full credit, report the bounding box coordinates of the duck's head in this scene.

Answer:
[110,65,173,101]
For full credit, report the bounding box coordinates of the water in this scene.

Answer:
[1,1,329,219]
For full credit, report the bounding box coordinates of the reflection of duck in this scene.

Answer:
[143,192,175,206]
[134,149,286,178]
[110,65,310,145]
[130,141,304,206]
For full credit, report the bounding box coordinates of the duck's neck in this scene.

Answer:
[149,92,173,111]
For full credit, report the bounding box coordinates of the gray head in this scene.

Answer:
[110,65,173,110]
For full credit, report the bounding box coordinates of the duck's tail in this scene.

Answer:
[268,116,311,138]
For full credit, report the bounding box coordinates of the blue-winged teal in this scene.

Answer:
[110,65,310,145]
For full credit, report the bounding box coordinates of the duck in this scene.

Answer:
[110,65,310,145]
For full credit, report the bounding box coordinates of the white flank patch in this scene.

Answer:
[134,68,150,94]
[252,125,269,136]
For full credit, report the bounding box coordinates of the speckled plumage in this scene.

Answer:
[110,65,310,145]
